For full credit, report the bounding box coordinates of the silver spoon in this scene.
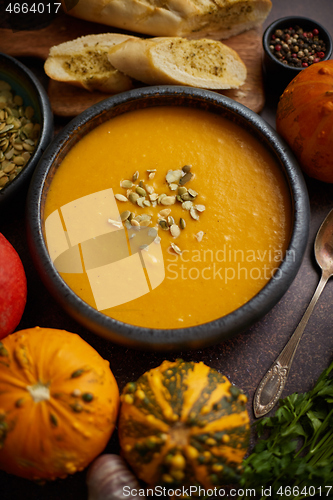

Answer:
[253,208,333,418]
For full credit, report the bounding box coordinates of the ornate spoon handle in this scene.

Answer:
[253,271,330,418]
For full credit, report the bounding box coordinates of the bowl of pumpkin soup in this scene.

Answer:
[26,86,310,350]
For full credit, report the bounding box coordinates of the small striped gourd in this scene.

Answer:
[118,359,250,488]
[0,327,119,481]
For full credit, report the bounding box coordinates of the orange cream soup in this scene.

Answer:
[44,106,291,329]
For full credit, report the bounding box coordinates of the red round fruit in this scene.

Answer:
[0,233,27,339]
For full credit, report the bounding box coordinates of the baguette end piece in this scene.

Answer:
[44,33,136,93]
[108,37,247,90]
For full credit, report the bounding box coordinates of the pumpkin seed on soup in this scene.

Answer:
[121,179,133,188]
[170,224,181,238]
[188,188,198,198]
[159,208,171,217]
[190,207,200,220]
[129,192,140,204]
[170,242,182,255]
[115,193,128,202]
[160,195,176,206]
[114,163,206,252]
[159,219,169,230]
[179,172,193,185]
[120,210,131,221]
[136,186,146,197]
[178,186,187,196]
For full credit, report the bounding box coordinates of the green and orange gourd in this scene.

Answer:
[118,359,250,488]
[0,327,119,481]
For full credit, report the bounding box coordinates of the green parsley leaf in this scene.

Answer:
[238,360,333,500]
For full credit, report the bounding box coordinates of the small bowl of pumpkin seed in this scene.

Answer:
[0,52,53,205]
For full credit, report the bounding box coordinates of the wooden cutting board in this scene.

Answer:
[0,14,265,117]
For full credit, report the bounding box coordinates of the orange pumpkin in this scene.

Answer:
[276,60,333,184]
[118,359,250,489]
[0,327,119,481]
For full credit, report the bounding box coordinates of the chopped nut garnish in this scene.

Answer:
[195,231,204,242]
[114,163,205,251]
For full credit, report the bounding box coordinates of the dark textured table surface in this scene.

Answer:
[1,1,333,498]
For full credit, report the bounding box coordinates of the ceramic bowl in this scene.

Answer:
[0,53,53,206]
[262,16,333,95]
[26,86,310,351]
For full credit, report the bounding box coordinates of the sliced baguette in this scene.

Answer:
[61,0,272,40]
[108,37,247,89]
[44,34,138,93]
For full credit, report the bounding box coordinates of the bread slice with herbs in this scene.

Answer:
[44,33,138,93]
[61,0,272,40]
[108,37,247,89]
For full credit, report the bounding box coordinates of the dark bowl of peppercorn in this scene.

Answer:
[262,16,333,95]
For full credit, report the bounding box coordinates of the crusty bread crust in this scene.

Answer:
[108,37,247,89]
[61,0,272,39]
[44,33,137,93]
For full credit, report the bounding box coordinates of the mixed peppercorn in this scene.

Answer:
[269,26,327,68]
